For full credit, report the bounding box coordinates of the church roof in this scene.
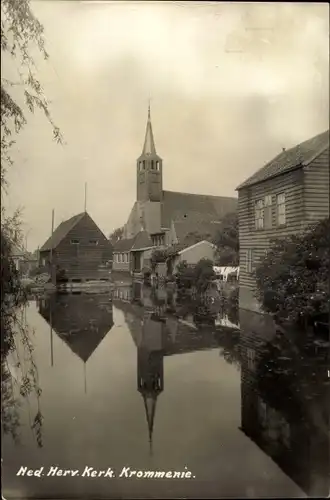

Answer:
[236,129,329,190]
[172,219,221,244]
[161,191,238,229]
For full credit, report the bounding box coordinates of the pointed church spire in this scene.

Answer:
[142,394,157,455]
[142,102,157,156]
[84,362,87,394]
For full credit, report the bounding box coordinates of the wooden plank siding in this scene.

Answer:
[238,146,329,312]
[41,213,109,281]
[238,168,304,311]
[303,147,329,225]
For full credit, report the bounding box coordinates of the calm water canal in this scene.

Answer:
[2,284,329,499]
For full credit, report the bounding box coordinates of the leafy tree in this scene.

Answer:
[176,258,215,293]
[109,226,124,245]
[1,0,62,447]
[193,258,215,292]
[255,218,329,326]
[150,246,178,272]
[215,211,239,266]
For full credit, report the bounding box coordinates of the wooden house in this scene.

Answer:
[112,230,154,274]
[236,130,329,313]
[39,212,112,284]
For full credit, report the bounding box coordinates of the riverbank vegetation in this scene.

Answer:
[255,218,329,330]
[1,0,61,446]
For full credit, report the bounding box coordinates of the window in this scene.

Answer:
[89,239,98,245]
[276,193,286,225]
[150,160,154,170]
[156,161,160,170]
[255,199,264,229]
[246,249,255,273]
[264,195,272,228]
[118,254,122,263]
[70,239,80,245]
[247,348,256,371]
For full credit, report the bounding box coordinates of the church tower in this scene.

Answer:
[137,104,163,202]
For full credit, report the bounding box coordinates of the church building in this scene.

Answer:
[113,105,238,274]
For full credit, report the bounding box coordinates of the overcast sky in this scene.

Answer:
[3,1,329,250]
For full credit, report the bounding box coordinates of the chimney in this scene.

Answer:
[282,147,286,152]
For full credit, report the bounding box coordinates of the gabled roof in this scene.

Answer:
[177,239,217,255]
[236,130,329,190]
[113,237,136,252]
[161,191,237,229]
[131,230,153,251]
[40,212,86,251]
[114,230,153,252]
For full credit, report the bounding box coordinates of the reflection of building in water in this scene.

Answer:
[38,293,113,393]
[112,286,132,302]
[215,313,239,329]
[239,310,329,497]
[137,313,165,454]
[113,290,241,451]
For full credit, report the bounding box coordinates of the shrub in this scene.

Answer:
[176,258,215,293]
[255,218,329,325]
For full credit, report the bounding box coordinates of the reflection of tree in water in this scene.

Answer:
[1,306,43,448]
[256,330,329,430]
[217,326,241,369]
[227,303,239,327]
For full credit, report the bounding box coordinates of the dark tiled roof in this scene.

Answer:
[40,212,86,251]
[173,219,221,244]
[161,191,238,229]
[113,230,153,252]
[131,231,153,251]
[236,130,329,190]
[113,237,136,252]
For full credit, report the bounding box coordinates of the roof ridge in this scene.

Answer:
[39,212,87,251]
[164,190,237,200]
[236,129,329,190]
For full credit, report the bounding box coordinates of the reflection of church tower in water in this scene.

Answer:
[137,312,165,455]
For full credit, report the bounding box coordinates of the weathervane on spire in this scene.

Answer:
[148,96,151,120]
